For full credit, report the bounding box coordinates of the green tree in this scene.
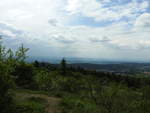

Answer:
[60,58,67,75]
[15,44,29,62]
[0,63,16,113]
[13,63,36,89]
[0,42,16,113]
[34,60,40,68]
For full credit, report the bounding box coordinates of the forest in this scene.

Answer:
[1,43,150,113]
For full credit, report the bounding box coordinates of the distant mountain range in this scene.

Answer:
[69,63,150,73]
[27,56,150,64]
[27,56,150,73]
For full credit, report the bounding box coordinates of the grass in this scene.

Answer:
[16,98,46,113]
[13,89,61,113]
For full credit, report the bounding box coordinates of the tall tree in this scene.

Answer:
[0,42,16,113]
[60,58,67,75]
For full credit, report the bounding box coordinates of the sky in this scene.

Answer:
[0,0,150,61]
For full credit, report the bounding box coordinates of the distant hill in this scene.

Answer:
[27,57,150,74]
[27,56,147,64]
[69,63,150,73]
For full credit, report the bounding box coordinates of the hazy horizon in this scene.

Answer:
[27,56,150,64]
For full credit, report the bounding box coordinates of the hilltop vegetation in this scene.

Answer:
[1,43,150,113]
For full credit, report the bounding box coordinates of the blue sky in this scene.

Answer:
[0,0,150,61]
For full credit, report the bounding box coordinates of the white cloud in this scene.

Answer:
[50,34,76,44]
[1,30,16,37]
[89,36,111,43]
[66,0,149,22]
[48,19,59,27]
[135,13,150,30]
[0,0,150,61]
[0,0,65,33]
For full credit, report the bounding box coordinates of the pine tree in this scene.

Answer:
[61,58,66,75]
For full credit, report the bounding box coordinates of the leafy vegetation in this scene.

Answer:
[1,42,150,113]
[16,97,46,113]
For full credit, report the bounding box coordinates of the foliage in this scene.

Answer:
[12,63,37,89]
[0,43,30,113]
[0,44,15,113]
[60,58,67,75]
[1,42,150,113]
[15,97,46,113]
[61,96,100,113]
[0,62,15,113]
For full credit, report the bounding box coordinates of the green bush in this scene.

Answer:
[60,96,100,113]
[16,98,46,113]
[12,63,37,89]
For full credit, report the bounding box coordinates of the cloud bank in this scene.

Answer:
[0,0,150,61]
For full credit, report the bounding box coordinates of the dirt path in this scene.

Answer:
[15,91,61,113]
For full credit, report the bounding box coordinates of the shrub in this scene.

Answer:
[16,97,46,113]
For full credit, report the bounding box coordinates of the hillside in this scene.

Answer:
[1,44,150,113]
